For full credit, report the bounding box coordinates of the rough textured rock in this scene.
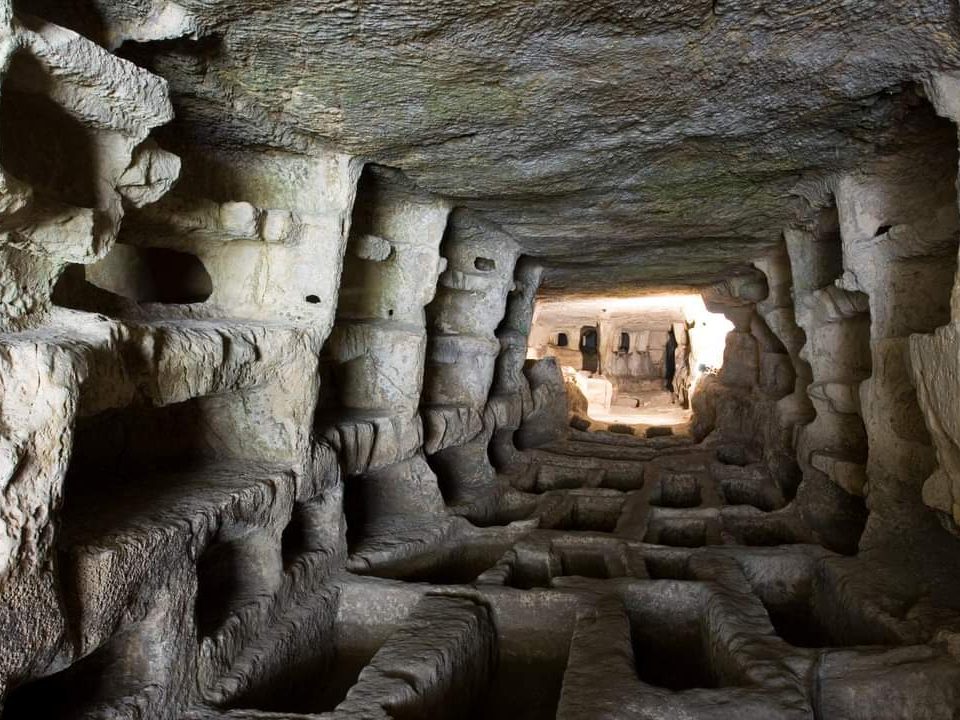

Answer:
[4,2,960,720]
[28,0,960,293]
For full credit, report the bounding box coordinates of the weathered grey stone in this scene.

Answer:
[3,3,960,720]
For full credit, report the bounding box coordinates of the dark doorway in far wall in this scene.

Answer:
[664,327,678,390]
[580,325,599,373]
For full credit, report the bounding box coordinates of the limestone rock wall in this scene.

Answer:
[0,7,548,712]
[909,74,960,540]
[692,271,807,524]
[530,320,679,391]
[0,5,180,703]
[695,97,960,556]
[318,168,450,532]
[5,3,960,718]
[833,149,958,545]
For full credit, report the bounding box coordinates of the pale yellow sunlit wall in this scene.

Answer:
[527,293,734,418]
[684,297,735,394]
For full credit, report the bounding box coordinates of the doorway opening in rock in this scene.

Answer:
[529,294,733,435]
[579,325,599,372]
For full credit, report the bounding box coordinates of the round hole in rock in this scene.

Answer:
[474,256,496,271]
[305,294,321,304]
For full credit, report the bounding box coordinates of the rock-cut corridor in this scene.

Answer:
[4,1,960,719]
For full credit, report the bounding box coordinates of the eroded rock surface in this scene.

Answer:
[3,2,960,719]
[20,0,960,293]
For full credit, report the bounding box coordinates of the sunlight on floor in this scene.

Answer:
[587,390,691,426]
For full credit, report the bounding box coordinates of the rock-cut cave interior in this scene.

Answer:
[6,1,960,719]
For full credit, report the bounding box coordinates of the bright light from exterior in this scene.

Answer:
[527,293,733,428]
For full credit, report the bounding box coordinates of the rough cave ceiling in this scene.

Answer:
[22,0,960,292]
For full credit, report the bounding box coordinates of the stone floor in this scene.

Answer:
[587,391,691,430]
[150,429,960,720]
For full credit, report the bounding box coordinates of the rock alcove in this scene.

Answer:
[3,2,960,719]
